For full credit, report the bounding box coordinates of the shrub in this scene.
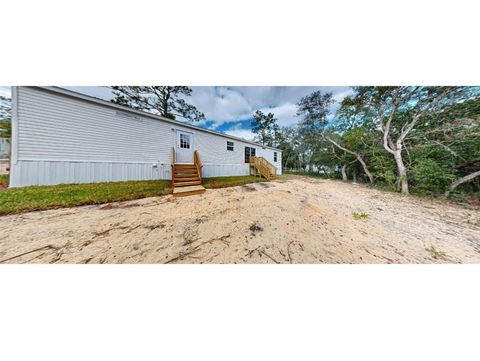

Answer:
[412,159,455,194]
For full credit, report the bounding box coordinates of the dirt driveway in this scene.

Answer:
[1,177,479,264]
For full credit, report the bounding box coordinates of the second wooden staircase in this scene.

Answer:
[249,156,277,181]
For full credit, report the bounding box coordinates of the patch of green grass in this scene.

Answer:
[0,174,298,216]
[0,179,171,216]
[352,212,369,219]
[425,245,446,260]
[203,176,266,189]
[0,174,8,187]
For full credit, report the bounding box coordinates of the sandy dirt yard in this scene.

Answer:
[1,177,479,264]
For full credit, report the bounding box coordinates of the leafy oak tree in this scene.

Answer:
[296,90,375,184]
[411,95,480,196]
[346,87,478,194]
[278,87,480,200]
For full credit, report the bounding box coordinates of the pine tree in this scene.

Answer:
[251,110,279,146]
[111,86,204,121]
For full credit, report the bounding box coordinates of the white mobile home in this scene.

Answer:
[9,87,282,188]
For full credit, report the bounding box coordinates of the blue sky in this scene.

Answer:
[0,86,352,140]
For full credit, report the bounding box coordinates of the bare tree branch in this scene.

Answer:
[445,170,480,197]
[324,136,375,184]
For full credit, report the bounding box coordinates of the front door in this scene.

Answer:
[176,130,194,164]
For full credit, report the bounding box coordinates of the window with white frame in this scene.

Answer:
[274,152,277,162]
[227,141,234,151]
[180,133,191,149]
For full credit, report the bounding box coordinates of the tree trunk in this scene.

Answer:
[324,136,374,185]
[352,169,357,184]
[341,164,347,182]
[355,156,375,185]
[393,150,409,194]
[445,170,480,197]
[162,88,171,117]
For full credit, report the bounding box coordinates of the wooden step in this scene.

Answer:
[174,177,200,182]
[174,169,197,172]
[174,172,198,177]
[172,160,204,196]
[173,185,206,197]
[174,180,202,187]
[174,169,198,173]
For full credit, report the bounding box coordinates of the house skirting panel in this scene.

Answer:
[9,161,257,187]
[201,164,250,178]
[9,160,172,187]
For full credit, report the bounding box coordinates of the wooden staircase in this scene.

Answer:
[249,156,277,181]
[171,148,206,197]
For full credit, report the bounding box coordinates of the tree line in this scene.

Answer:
[259,87,480,198]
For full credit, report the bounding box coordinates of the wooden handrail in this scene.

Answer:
[249,156,276,180]
[194,150,202,180]
[171,147,175,186]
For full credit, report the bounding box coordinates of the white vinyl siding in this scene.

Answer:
[16,87,173,163]
[257,146,282,173]
[10,87,282,186]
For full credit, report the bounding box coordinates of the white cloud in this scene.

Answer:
[224,125,256,141]
[258,102,298,127]
[189,86,353,129]
[333,87,354,103]
[188,86,253,127]
[0,86,354,131]
[0,86,11,97]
